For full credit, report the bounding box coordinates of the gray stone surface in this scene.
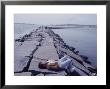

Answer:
[45,71,66,76]
[14,72,32,76]
[14,27,96,76]
[14,40,40,72]
[36,74,44,76]
[33,34,59,61]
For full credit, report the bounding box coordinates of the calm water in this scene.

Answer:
[14,23,97,67]
[14,23,39,39]
[52,27,97,67]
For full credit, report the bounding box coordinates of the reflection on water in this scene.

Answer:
[52,27,97,67]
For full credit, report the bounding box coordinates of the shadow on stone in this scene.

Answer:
[65,70,81,76]
[28,70,41,76]
[28,70,58,76]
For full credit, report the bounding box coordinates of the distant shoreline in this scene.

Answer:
[14,23,97,27]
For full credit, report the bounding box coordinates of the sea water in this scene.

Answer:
[14,23,39,39]
[52,27,97,67]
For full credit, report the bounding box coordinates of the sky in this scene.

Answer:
[14,14,97,25]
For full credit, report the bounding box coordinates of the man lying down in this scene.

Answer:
[38,55,96,76]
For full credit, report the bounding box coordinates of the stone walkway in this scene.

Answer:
[14,27,96,76]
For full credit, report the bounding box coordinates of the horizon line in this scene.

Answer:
[14,23,97,26]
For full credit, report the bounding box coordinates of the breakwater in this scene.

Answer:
[14,26,97,76]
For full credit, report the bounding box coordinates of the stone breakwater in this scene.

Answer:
[14,27,97,76]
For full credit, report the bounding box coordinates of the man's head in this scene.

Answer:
[38,62,47,69]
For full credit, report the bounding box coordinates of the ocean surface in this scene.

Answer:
[14,23,39,39]
[52,27,97,67]
[14,23,97,67]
